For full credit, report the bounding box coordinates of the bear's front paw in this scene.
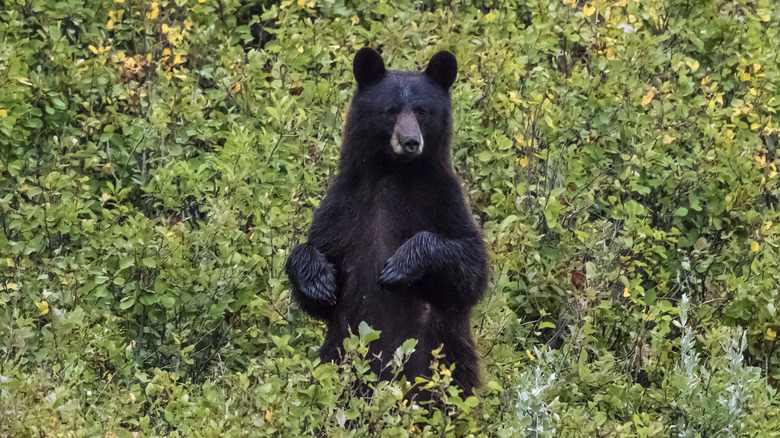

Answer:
[297,264,338,305]
[378,257,423,288]
[286,244,338,306]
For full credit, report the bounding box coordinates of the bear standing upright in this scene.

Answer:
[285,48,489,394]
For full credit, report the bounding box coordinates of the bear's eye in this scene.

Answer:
[386,108,400,116]
[414,108,427,117]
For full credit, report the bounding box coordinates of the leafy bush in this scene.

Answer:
[1,0,779,436]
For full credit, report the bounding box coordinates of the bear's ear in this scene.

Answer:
[425,51,458,90]
[353,47,386,89]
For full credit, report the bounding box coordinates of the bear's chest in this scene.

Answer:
[360,183,437,243]
[328,172,453,274]
[335,186,423,276]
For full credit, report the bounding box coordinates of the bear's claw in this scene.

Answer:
[378,263,406,286]
[378,258,423,287]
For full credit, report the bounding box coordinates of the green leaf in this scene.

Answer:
[159,295,176,308]
[358,321,380,344]
[119,296,135,310]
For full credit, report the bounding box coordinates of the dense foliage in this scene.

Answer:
[2,0,780,435]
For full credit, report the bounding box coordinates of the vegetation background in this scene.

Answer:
[1,0,780,435]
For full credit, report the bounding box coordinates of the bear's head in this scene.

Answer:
[342,48,458,167]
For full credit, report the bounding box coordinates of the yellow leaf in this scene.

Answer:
[114,0,124,3]
[751,123,761,131]
[162,23,169,33]
[519,156,529,167]
[0,109,7,118]
[663,134,676,144]
[765,221,772,230]
[685,59,699,72]
[768,328,777,341]
[526,349,535,360]
[7,283,19,291]
[107,19,115,30]
[198,0,206,3]
[440,368,451,376]
[297,0,305,6]
[614,0,627,6]
[623,287,630,297]
[642,90,654,106]
[5,258,12,267]
[307,1,314,7]
[485,11,496,22]
[753,63,761,73]
[129,392,136,402]
[88,45,99,54]
[751,241,760,252]
[265,410,272,421]
[761,14,771,22]
[583,3,596,16]
[17,77,32,86]
[35,301,49,315]
[739,72,751,82]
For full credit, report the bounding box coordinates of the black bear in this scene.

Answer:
[285,48,489,394]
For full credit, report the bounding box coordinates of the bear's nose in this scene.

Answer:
[401,138,420,153]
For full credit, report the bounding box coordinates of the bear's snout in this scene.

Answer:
[401,137,420,153]
[391,112,423,158]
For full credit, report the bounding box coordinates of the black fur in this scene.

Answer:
[285,48,489,394]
